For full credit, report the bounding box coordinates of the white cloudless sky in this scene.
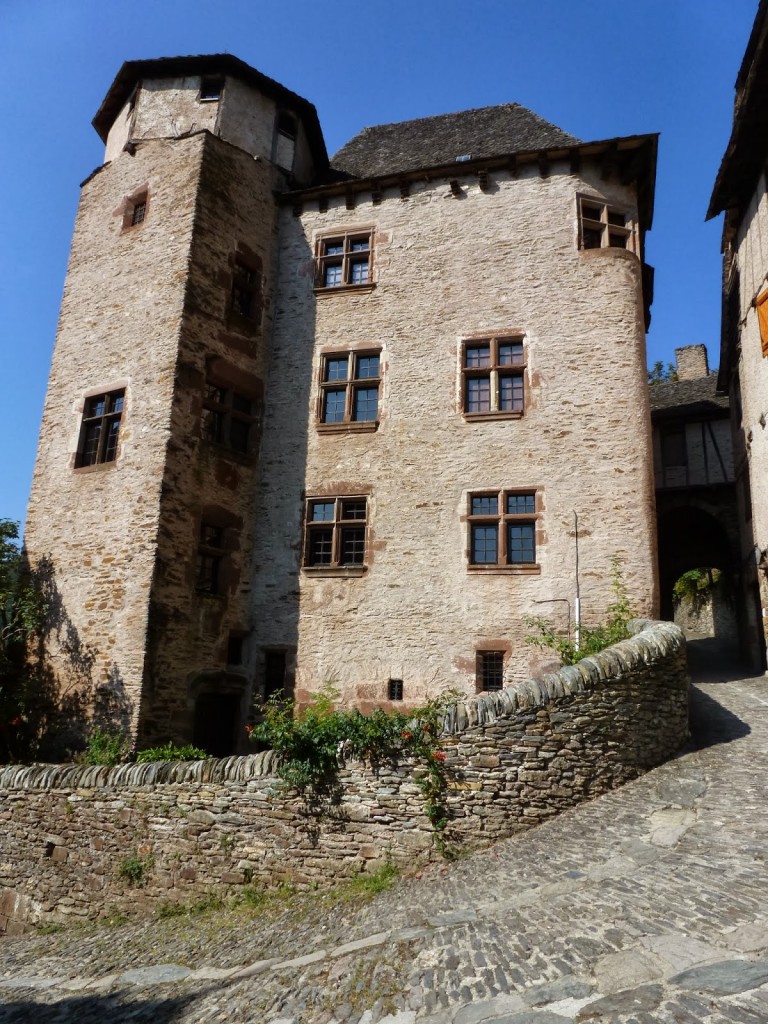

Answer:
[0,0,758,526]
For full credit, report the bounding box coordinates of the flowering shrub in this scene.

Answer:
[252,683,459,855]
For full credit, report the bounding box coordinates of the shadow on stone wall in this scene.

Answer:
[9,555,133,761]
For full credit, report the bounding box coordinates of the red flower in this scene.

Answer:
[401,730,412,741]
[245,724,254,735]
[433,750,446,762]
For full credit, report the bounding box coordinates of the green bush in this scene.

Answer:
[525,556,634,666]
[81,729,131,766]
[135,742,209,763]
[117,852,153,886]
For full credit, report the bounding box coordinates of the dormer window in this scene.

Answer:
[200,77,223,102]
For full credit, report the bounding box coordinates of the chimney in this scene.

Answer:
[675,344,709,380]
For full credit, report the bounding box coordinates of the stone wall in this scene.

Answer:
[0,621,687,933]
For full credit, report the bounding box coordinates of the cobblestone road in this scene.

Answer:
[1,643,768,1023]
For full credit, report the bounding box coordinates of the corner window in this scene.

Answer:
[319,351,380,427]
[476,651,504,692]
[231,259,259,320]
[578,197,635,252]
[462,336,525,417]
[75,390,124,468]
[196,522,226,594]
[467,490,539,570]
[203,384,257,455]
[305,496,367,569]
[200,77,223,101]
[315,231,373,290]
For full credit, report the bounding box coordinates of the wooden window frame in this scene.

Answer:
[230,258,259,321]
[314,230,374,291]
[121,191,149,231]
[196,522,227,595]
[755,288,768,358]
[476,651,505,692]
[75,389,125,469]
[578,196,636,253]
[461,336,526,420]
[304,496,368,574]
[202,382,258,456]
[317,350,381,432]
[467,489,541,573]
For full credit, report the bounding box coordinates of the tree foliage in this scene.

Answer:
[647,361,678,386]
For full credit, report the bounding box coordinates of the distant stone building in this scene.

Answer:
[649,345,747,653]
[26,55,659,753]
[709,0,768,672]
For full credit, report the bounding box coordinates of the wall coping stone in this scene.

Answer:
[0,620,684,792]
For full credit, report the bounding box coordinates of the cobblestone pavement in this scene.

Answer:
[2,646,768,1023]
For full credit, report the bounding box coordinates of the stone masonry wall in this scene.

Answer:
[0,621,687,933]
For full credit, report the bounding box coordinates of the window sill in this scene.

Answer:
[462,412,524,423]
[314,283,376,297]
[303,565,368,578]
[73,460,119,475]
[316,421,379,435]
[579,246,639,262]
[467,564,541,575]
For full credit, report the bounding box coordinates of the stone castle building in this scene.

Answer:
[709,0,768,673]
[26,55,659,754]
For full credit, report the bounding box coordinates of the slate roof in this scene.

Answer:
[649,375,729,418]
[330,104,581,179]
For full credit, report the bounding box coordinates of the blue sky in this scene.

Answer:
[0,0,757,527]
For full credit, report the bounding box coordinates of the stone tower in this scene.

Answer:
[25,56,327,753]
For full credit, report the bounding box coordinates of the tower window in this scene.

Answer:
[75,390,124,468]
[203,383,257,455]
[122,192,149,231]
[231,259,259,320]
[315,231,373,290]
[578,197,635,252]
[196,522,226,594]
[200,77,223,101]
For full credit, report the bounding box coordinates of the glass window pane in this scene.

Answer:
[81,423,101,465]
[201,524,224,547]
[110,393,125,413]
[607,210,627,226]
[323,389,347,423]
[479,651,504,690]
[324,243,344,256]
[498,343,524,366]
[471,524,498,564]
[355,355,379,379]
[229,419,250,453]
[308,528,333,564]
[471,495,498,516]
[582,227,603,249]
[465,345,491,368]
[466,377,491,413]
[203,407,224,443]
[499,374,524,412]
[104,419,121,462]
[608,232,628,249]
[311,502,335,522]
[350,239,369,252]
[232,393,252,415]
[341,500,366,520]
[325,358,349,381]
[324,264,343,287]
[86,397,106,418]
[353,386,378,421]
[506,493,535,514]
[350,259,369,284]
[340,526,365,564]
[508,523,535,564]
[582,203,602,221]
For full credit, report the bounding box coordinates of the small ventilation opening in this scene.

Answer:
[388,678,404,701]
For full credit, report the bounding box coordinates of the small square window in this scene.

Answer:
[200,77,223,101]
[75,389,125,468]
[305,496,368,569]
[319,351,380,427]
[388,678,404,701]
[315,231,374,289]
[122,192,149,231]
[578,197,635,252]
[477,651,504,691]
[462,337,525,417]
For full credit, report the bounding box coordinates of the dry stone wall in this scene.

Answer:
[0,621,687,933]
